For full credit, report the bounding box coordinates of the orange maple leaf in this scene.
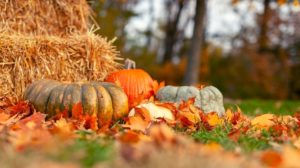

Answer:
[7,101,31,116]
[123,116,150,132]
[51,109,69,120]
[178,97,196,111]
[177,111,200,128]
[16,112,46,129]
[133,107,151,122]
[152,80,165,95]
[119,130,141,143]
[82,114,98,130]
[228,129,241,142]
[71,102,84,119]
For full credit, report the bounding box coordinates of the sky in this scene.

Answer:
[124,0,300,51]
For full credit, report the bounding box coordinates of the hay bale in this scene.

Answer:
[0,0,91,36]
[0,33,121,100]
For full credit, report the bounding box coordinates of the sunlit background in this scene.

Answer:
[90,0,300,99]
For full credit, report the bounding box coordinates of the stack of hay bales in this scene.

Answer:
[0,0,90,35]
[0,0,121,100]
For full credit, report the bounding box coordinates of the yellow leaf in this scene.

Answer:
[207,113,224,126]
[179,111,201,125]
[225,108,234,121]
[251,114,275,128]
[52,118,74,137]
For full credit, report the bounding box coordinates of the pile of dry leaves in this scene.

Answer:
[1,97,300,168]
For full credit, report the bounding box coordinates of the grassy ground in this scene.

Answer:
[225,99,300,116]
[3,99,299,167]
[191,99,300,153]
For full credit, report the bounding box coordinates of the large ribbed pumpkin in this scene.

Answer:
[105,69,154,108]
[23,79,129,125]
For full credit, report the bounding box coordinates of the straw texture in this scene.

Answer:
[0,0,91,36]
[0,33,121,100]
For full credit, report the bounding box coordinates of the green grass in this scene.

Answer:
[225,99,300,116]
[192,125,271,152]
[52,130,114,168]
[193,99,300,152]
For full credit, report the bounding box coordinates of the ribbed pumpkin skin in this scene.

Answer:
[105,69,154,108]
[23,79,129,125]
[156,85,225,116]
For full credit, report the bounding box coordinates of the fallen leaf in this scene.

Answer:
[207,112,224,127]
[16,112,46,129]
[119,130,141,143]
[177,111,200,127]
[251,114,276,128]
[149,124,176,146]
[129,103,175,121]
[71,103,83,119]
[50,118,75,138]
[260,150,282,167]
[123,116,150,132]
[130,107,151,122]
[228,129,241,142]
[6,101,31,116]
[152,80,165,95]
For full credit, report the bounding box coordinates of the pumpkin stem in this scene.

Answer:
[124,58,136,69]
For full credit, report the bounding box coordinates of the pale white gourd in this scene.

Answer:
[156,85,225,116]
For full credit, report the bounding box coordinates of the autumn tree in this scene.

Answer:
[183,0,207,85]
[161,0,185,63]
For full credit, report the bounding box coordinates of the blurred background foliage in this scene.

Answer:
[89,0,300,100]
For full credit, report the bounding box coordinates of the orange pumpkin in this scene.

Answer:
[105,59,154,108]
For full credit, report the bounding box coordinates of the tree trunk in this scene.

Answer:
[162,0,184,63]
[258,0,271,52]
[183,0,206,85]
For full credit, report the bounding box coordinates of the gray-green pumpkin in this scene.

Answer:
[23,79,129,125]
[156,86,225,116]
